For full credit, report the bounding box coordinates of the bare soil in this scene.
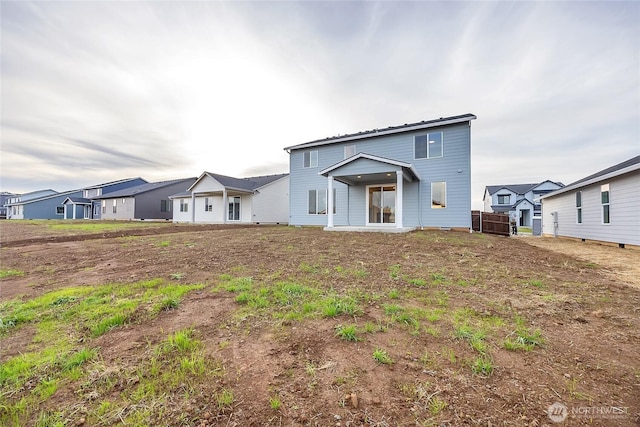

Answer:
[1,222,639,426]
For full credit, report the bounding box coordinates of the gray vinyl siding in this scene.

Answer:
[542,171,640,246]
[289,122,472,228]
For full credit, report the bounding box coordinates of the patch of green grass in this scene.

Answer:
[389,264,401,280]
[503,324,544,351]
[372,348,393,365]
[169,272,186,280]
[91,313,128,337]
[0,269,24,279]
[163,328,200,353]
[335,324,360,341]
[525,279,545,288]
[429,396,447,415]
[156,240,171,247]
[269,395,282,410]
[407,278,426,286]
[454,324,488,354]
[471,356,494,376]
[63,347,97,371]
[321,294,361,318]
[216,388,234,409]
[388,289,400,299]
[220,276,254,293]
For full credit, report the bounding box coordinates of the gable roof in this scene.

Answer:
[7,189,80,205]
[188,172,289,193]
[93,178,196,199]
[284,113,477,151]
[484,181,564,199]
[82,177,147,190]
[62,197,91,205]
[541,155,640,199]
[319,153,420,182]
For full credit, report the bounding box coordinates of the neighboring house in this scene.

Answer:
[170,172,289,224]
[482,181,564,227]
[93,178,196,221]
[62,177,148,220]
[6,189,76,220]
[0,192,18,218]
[283,114,477,230]
[540,155,640,247]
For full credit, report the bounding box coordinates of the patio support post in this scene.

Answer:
[191,192,196,223]
[396,170,403,228]
[73,204,76,220]
[222,188,227,224]
[327,175,334,228]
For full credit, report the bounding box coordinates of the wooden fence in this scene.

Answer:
[471,211,511,236]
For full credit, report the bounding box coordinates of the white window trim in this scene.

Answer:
[228,196,241,221]
[365,184,396,226]
[431,182,447,209]
[308,189,336,215]
[497,194,510,205]
[303,150,318,168]
[576,191,582,224]
[414,132,444,160]
[601,184,610,225]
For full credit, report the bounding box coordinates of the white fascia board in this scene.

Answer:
[319,153,420,181]
[187,171,213,192]
[540,163,640,199]
[284,115,476,151]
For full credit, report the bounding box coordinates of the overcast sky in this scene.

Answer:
[1,1,638,209]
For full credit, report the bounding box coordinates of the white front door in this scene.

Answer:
[366,185,396,225]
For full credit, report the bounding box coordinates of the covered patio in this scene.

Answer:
[319,153,420,230]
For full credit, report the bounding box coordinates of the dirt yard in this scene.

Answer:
[1,221,639,426]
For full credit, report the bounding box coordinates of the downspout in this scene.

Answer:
[418,180,423,229]
[347,185,350,226]
[191,192,196,223]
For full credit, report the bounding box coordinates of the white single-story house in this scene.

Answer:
[540,155,640,247]
[170,172,289,224]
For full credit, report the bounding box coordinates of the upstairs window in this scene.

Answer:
[497,194,510,204]
[344,145,356,159]
[303,150,318,168]
[601,184,610,224]
[576,191,582,224]
[415,132,443,159]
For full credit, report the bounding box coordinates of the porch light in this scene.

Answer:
[386,173,391,176]
[357,175,362,178]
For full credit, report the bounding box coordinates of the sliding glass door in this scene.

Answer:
[367,185,396,225]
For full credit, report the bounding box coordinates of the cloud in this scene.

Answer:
[1,1,638,208]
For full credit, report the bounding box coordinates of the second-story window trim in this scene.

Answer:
[303,150,318,168]
[414,131,443,160]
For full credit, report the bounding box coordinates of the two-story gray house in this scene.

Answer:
[482,181,564,228]
[284,114,477,231]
